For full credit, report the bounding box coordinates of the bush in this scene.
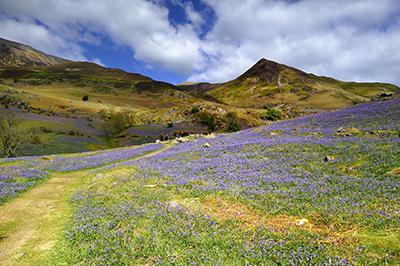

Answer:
[200,114,216,132]
[261,108,282,121]
[191,106,200,114]
[82,95,89,101]
[224,112,241,132]
[103,112,129,135]
[226,120,241,132]
[0,113,33,157]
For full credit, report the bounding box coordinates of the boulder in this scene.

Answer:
[295,218,310,226]
[202,142,211,148]
[336,127,362,137]
[324,155,336,162]
[176,137,190,143]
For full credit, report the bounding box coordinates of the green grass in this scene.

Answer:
[50,166,352,265]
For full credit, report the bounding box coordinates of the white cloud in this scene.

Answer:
[188,0,400,85]
[0,18,87,61]
[0,0,203,74]
[0,0,399,85]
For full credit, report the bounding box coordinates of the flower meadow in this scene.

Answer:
[58,99,400,264]
[0,143,162,204]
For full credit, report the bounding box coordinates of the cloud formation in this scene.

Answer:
[0,0,399,85]
[189,0,400,84]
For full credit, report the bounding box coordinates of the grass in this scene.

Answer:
[208,66,398,110]
[0,144,169,265]
[0,169,92,265]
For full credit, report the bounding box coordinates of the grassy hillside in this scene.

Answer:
[1,36,398,157]
[0,37,68,67]
[207,58,399,110]
[0,61,268,157]
[0,98,399,264]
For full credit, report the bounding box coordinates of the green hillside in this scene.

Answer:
[207,58,399,110]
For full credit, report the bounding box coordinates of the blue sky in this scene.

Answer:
[0,0,399,85]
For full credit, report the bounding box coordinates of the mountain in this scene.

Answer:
[1,36,398,157]
[0,37,68,67]
[0,37,263,156]
[205,58,399,110]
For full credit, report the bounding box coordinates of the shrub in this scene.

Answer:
[261,108,282,121]
[200,114,216,132]
[191,106,200,114]
[82,95,89,101]
[0,113,33,157]
[224,112,241,132]
[103,112,129,135]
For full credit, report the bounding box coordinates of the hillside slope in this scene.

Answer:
[1,98,399,264]
[0,38,265,156]
[0,37,68,67]
[206,58,399,110]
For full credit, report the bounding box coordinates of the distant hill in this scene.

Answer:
[0,37,68,67]
[0,36,398,156]
[203,58,399,110]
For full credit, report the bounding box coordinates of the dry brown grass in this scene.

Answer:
[176,196,329,233]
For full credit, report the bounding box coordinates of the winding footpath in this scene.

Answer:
[0,144,170,266]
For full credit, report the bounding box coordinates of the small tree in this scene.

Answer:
[0,113,32,157]
[103,111,129,136]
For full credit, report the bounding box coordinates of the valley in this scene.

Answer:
[1,37,398,157]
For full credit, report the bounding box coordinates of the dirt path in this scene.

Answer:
[0,144,170,266]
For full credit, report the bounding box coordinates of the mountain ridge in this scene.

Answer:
[204,57,399,109]
[0,37,68,67]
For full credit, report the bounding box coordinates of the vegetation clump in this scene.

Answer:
[200,113,216,132]
[223,112,241,132]
[103,111,129,136]
[191,106,200,114]
[0,113,35,157]
[261,108,282,121]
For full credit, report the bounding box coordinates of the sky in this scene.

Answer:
[0,0,399,85]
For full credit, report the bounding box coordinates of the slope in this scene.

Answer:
[207,58,399,110]
[0,37,68,67]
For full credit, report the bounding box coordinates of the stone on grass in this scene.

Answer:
[324,155,336,162]
[202,143,211,148]
[295,218,309,226]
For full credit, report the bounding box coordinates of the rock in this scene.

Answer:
[176,137,190,143]
[202,142,210,148]
[379,92,393,97]
[336,127,362,137]
[211,106,226,114]
[295,218,309,226]
[324,155,336,162]
[156,139,162,144]
[204,133,216,139]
